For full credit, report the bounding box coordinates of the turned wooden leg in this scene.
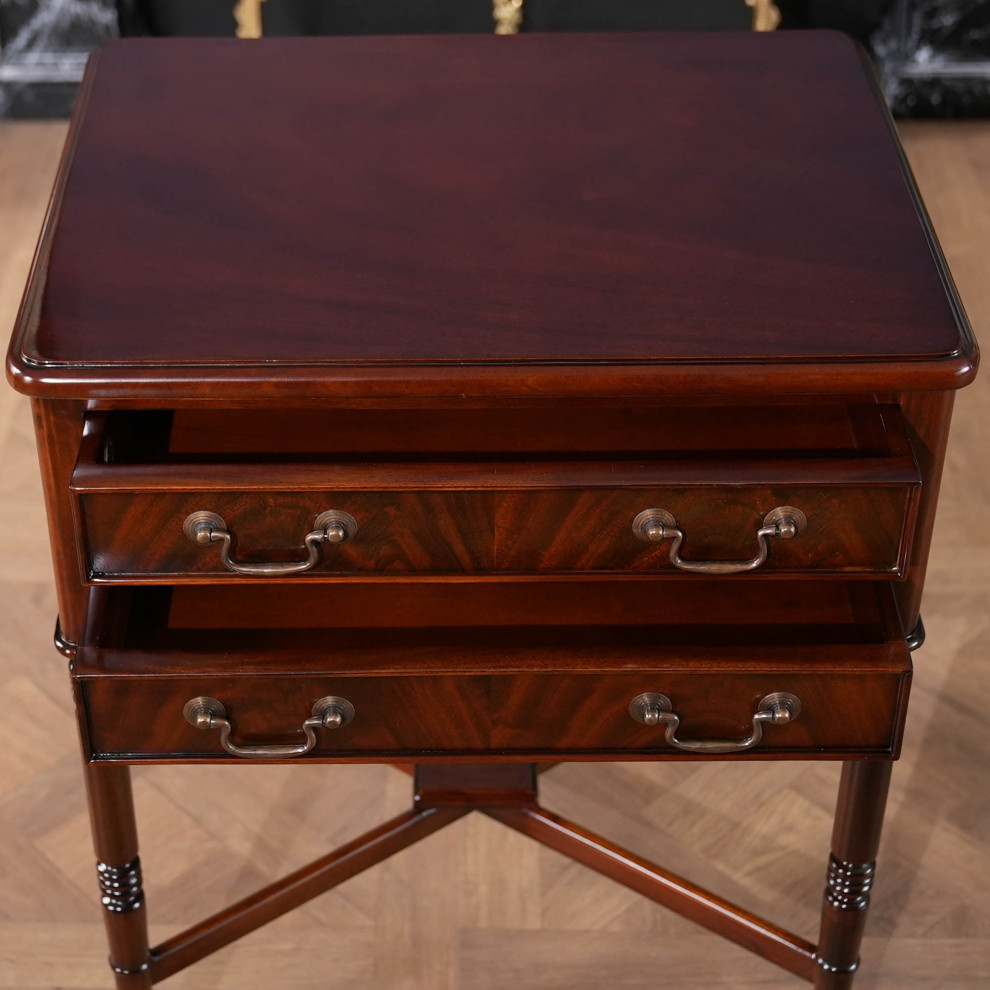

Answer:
[813,760,893,989]
[83,764,152,989]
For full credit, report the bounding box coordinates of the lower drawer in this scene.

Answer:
[79,664,909,761]
[74,583,912,762]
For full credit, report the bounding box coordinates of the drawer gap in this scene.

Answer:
[78,581,906,676]
[85,402,910,463]
[161,578,886,630]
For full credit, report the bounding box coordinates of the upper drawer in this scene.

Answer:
[70,403,921,582]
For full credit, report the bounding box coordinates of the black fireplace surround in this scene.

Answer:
[1,1,987,118]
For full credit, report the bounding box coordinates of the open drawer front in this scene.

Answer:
[70,402,921,580]
[75,580,912,762]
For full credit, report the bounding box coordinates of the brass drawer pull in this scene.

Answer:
[183,509,357,576]
[632,505,806,574]
[183,695,354,758]
[628,691,801,754]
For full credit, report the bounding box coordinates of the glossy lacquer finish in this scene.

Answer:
[6,31,978,990]
[70,403,921,581]
[6,33,977,399]
[75,581,911,763]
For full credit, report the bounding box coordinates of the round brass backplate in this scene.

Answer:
[312,696,356,728]
[632,509,677,542]
[182,511,226,544]
[758,691,802,722]
[183,695,227,726]
[314,510,358,544]
[762,506,807,538]
[628,692,673,724]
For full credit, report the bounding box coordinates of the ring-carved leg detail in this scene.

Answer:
[813,761,892,989]
[825,856,874,914]
[813,856,876,977]
[83,765,152,988]
[98,857,144,913]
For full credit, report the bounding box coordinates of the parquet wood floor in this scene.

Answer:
[0,118,987,989]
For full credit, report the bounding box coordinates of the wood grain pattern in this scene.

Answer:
[1,108,987,990]
[6,34,977,399]
[74,582,910,761]
[75,481,917,579]
[497,484,915,575]
[78,661,910,762]
[80,489,496,577]
[71,403,921,580]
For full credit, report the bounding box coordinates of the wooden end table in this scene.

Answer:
[7,32,978,989]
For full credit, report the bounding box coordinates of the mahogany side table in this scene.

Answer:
[6,32,978,989]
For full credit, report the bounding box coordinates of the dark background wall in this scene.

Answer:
[2,1,988,118]
[112,1,880,38]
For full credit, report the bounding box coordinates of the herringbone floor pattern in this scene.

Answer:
[0,120,987,989]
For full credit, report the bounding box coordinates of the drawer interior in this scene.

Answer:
[78,579,908,676]
[87,400,910,462]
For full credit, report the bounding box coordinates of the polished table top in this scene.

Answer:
[7,32,977,401]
